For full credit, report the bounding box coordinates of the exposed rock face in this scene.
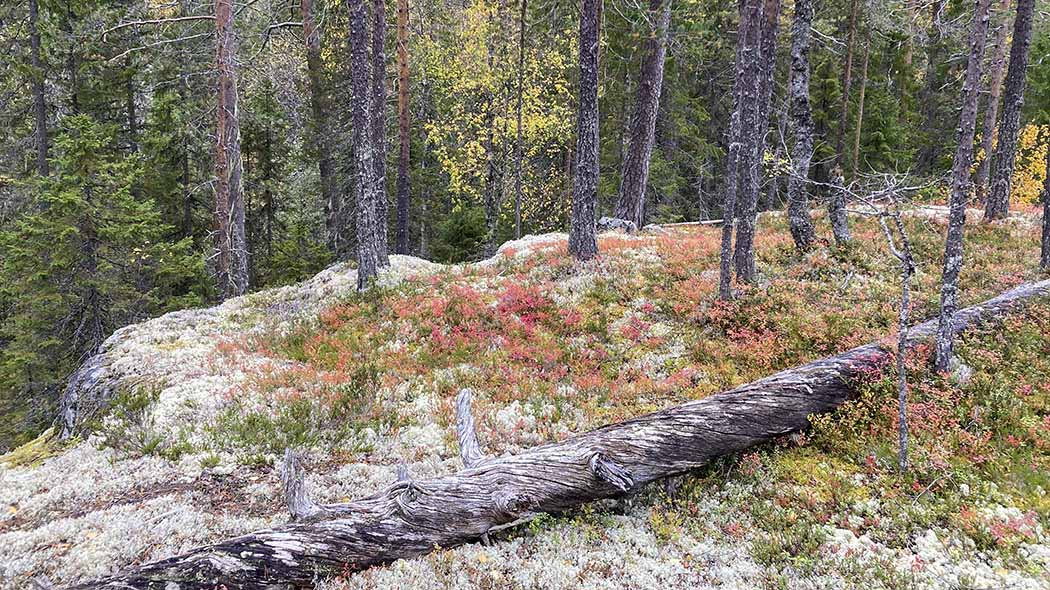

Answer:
[597,217,638,234]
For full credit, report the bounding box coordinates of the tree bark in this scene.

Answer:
[829,169,851,243]
[569,0,600,261]
[394,0,411,254]
[834,0,860,164]
[718,0,761,299]
[732,0,779,284]
[974,0,1013,204]
[214,0,248,300]
[614,0,673,230]
[935,0,993,373]
[28,0,49,176]
[513,0,527,239]
[1040,133,1050,269]
[65,279,1050,590]
[301,0,342,257]
[371,0,391,265]
[984,0,1034,221]
[849,20,871,180]
[349,0,381,289]
[785,0,815,251]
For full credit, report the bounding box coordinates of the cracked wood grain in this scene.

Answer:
[65,279,1050,589]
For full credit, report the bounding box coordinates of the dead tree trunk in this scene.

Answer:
[935,0,993,373]
[785,0,815,251]
[569,0,600,261]
[349,0,381,290]
[394,0,411,254]
[614,0,673,229]
[984,0,1035,221]
[718,0,761,299]
[733,0,779,284]
[65,279,1050,590]
[371,0,391,265]
[29,0,49,176]
[974,0,1013,204]
[214,0,248,300]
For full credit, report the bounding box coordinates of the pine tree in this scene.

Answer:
[785,0,815,251]
[569,0,600,261]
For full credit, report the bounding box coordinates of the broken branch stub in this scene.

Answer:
[455,388,488,468]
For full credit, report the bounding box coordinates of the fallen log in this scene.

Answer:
[66,279,1050,589]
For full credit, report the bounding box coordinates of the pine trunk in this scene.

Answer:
[915,0,947,173]
[935,0,993,372]
[350,0,381,290]
[849,21,871,180]
[371,0,391,265]
[301,0,342,257]
[732,0,779,284]
[974,0,1013,203]
[984,0,1035,221]
[569,0,600,261]
[513,0,527,239]
[785,0,815,251]
[833,0,859,162]
[395,0,411,254]
[718,0,760,300]
[29,0,48,176]
[214,0,248,300]
[1040,133,1050,269]
[614,0,673,229]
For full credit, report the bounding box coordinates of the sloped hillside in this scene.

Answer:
[2,211,1049,590]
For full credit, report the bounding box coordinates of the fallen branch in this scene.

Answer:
[65,280,1050,589]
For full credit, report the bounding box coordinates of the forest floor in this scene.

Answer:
[1,206,1049,590]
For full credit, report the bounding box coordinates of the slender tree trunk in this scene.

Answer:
[214,0,248,300]
[984,0,1035,221]
[349,0,381,289]
[718,0,760,300]
[1040,133,1050,269]
[301,0,342,257]
[394,0,411,254]
[974,0,1013,203]
[614,0,673,229]
[513,0,527,239]
[850,20,871,180]
[371,0,391,265]
[834,0,860,163]
[935,0,993,373]
[785,0,815,251]
[28,0,49,176]
[569,0,600,261]
[733,0,779,284]
[915,0,946,173]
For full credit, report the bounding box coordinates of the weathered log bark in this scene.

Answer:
[64,278,1050,590]
[935,0,994,372]
[568,0,600,261]
[984,0,1035,221]
[785,0,815,251]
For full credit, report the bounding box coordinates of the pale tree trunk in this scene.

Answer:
[29,0,49,176]
[974,0,1013,204]
[785,0,815,251]
[349,0,381,289]
[718,0,760,300]
[829,169,851,243]
[395,0,411,254]
[214,0,248,300]
[513,0,527,239]
[733,0,779,284]
[614,0,673,229]
[64,280,1050,590]
[569,0,600,261]
[371,0,391,265]
[935,0,993,373]
[301,0,342,257]
[850,19,871,180]
[984,0,1034,221]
